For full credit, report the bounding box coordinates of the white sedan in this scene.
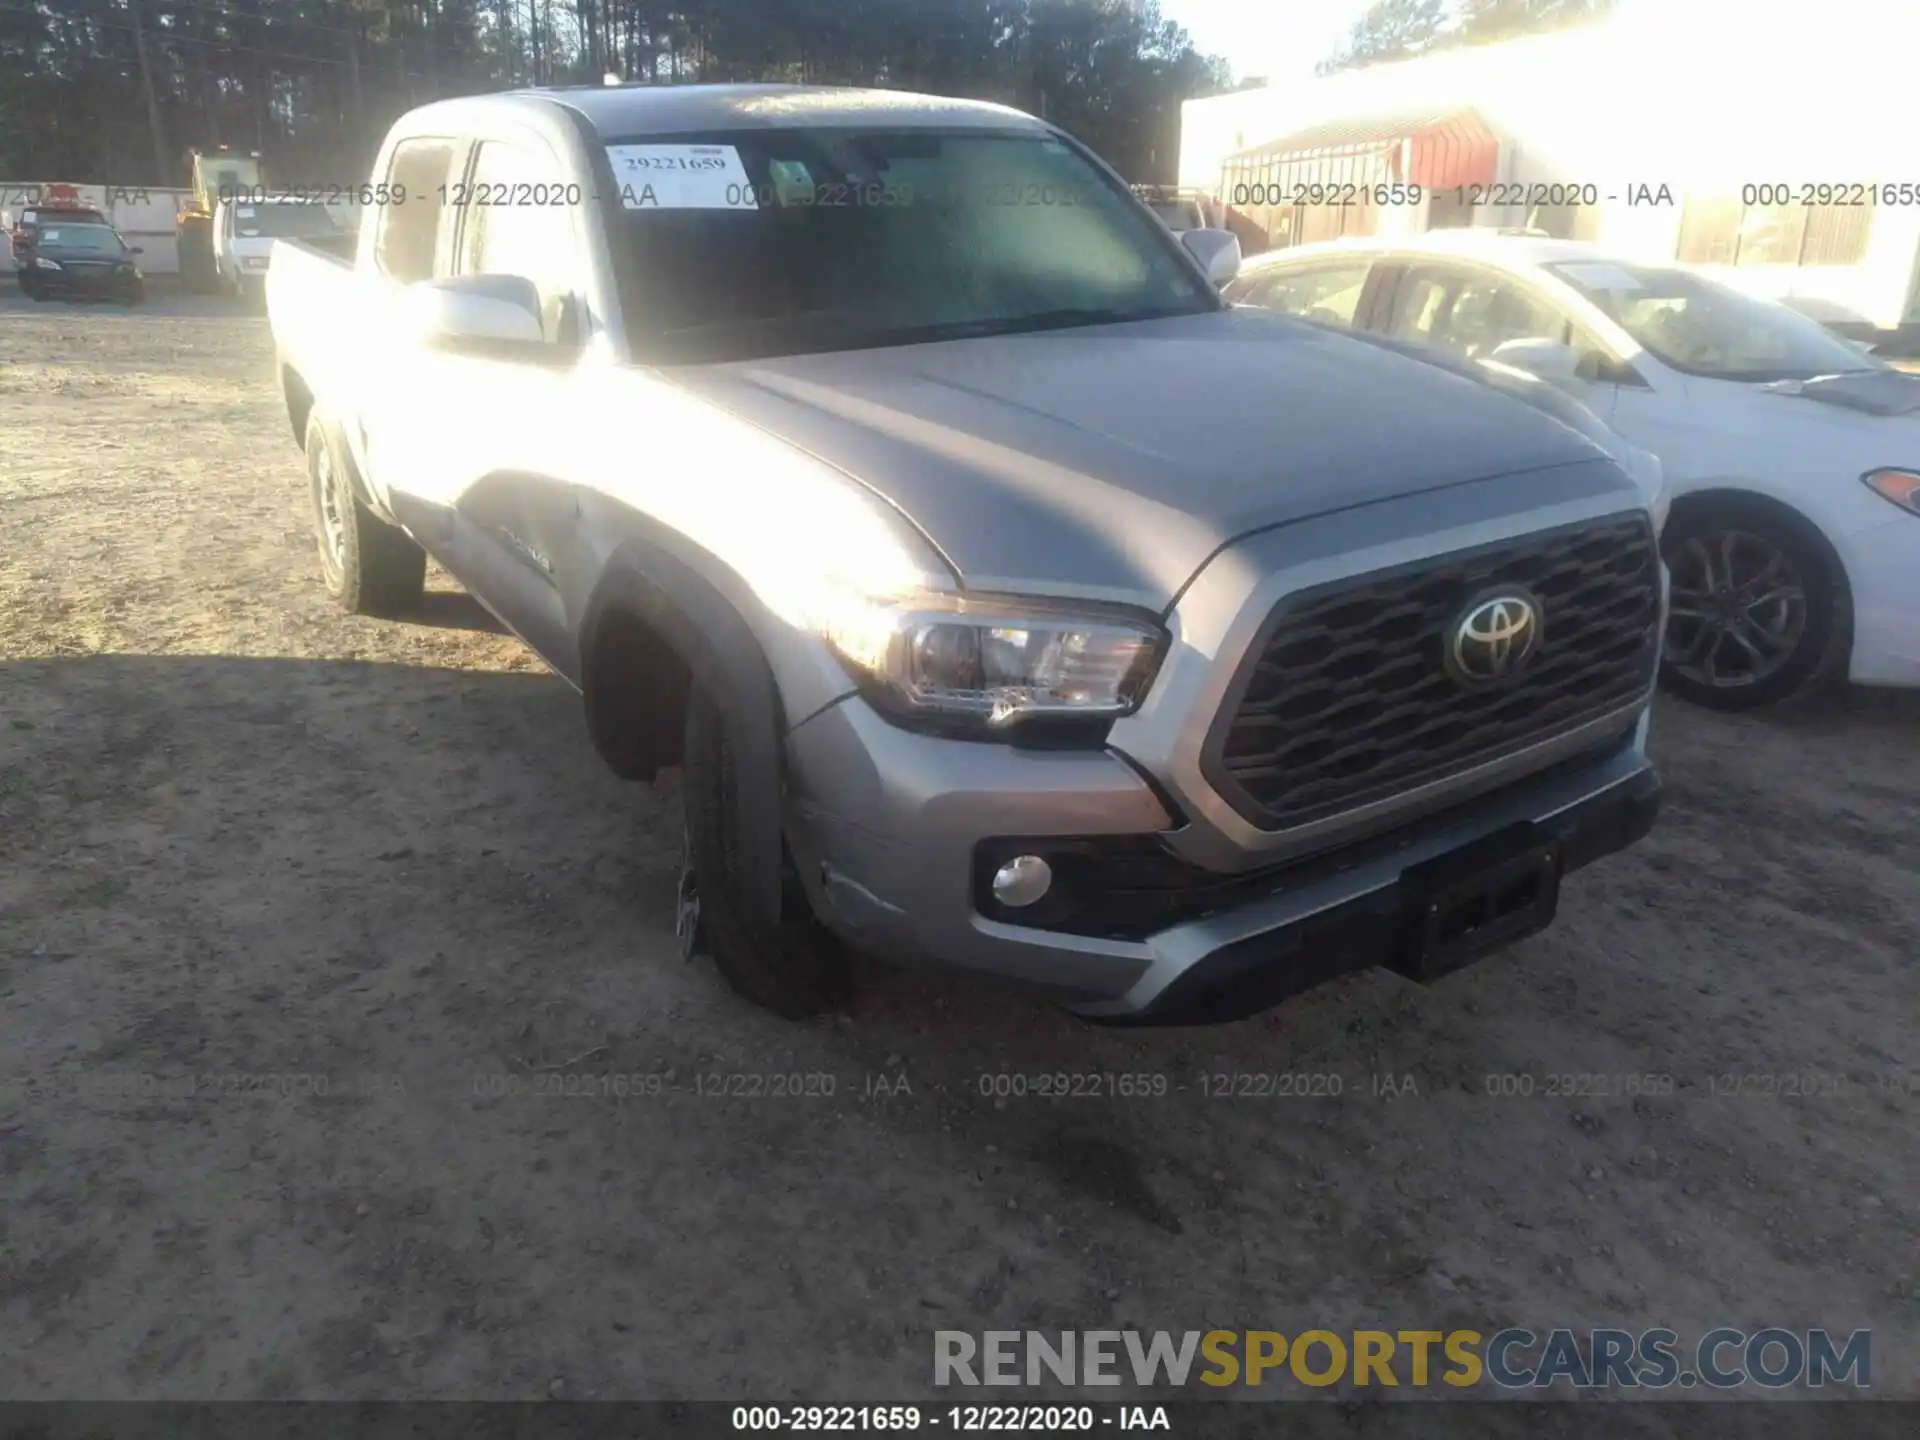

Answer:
[1224,230,1920,709]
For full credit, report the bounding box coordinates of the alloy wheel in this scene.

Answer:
[1665,529,1807,690]
[314,441,349,574]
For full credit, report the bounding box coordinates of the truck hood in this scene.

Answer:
[669,307,1612,610]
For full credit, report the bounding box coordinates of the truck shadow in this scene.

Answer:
[6,651,1916,1402]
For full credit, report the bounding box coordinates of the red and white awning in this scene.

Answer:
[1221,106,1499,191]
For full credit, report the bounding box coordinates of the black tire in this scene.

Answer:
[1659,497,1841,711]
[681,681,852,1019]
[306,413,426,616]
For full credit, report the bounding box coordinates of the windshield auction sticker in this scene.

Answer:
[606,144,757,210]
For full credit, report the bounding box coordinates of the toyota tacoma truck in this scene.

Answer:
[268,84,1666,1024]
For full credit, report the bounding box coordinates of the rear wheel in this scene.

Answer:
[306,413,426,616]
[680,681,852,1019]
[1659,499,1839,710]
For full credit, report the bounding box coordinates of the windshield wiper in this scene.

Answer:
[876,304,1202,345]
[651,302,1203,363]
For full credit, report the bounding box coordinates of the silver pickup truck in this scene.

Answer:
[268,83,1666,1024]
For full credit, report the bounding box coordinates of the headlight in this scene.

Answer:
[1862,467,1920,516]
[822,592,1163,736]
[33,256,61,270]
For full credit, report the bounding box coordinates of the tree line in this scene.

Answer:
[1317,0,1617,74]
[0,0,1230,189]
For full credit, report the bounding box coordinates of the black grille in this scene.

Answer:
[1205,514,1660,831]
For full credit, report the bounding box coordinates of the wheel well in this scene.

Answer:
[583,603,691,782]
[1665,488,1849,593]
[282,365,315,449]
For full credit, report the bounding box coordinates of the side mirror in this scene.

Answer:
[1490,337,1587,388]
[130,246,144,255]
[404,273,546,352]
[1180,227,1242,288]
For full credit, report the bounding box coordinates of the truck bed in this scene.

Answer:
[267,233,380,485]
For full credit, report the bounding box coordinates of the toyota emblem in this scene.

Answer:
[1446,588,1542,684]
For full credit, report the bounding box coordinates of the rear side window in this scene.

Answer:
[376,138,458,282]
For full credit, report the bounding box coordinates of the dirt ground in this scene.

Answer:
[1,282,1916,1418]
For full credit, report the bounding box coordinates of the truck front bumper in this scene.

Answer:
[784,696,1658,1023]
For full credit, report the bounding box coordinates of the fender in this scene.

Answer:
[302,392,382,514]
[579,532,787,934]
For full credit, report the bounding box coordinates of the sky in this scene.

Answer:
[1159,0,1700,88]
[1159,0,1401,86]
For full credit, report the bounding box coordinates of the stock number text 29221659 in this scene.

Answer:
[219,183,405,206]
[1743,182,1920,206]
[1230,181,1423,208]
[730,1406,1107,1432]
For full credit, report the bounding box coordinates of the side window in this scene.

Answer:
[1224,272,1281,307]
[1232,262,1372,328]
[375,137,458,283]
[457,141,580,343]
[1384,268,1454,344]
[1440,274,1572,358]
[1388,264,1618,377]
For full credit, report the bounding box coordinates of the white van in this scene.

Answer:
[213,195,341,300]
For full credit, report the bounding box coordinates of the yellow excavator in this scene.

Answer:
[176,145,265,293]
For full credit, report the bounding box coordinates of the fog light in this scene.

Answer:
[991,855,1053,908]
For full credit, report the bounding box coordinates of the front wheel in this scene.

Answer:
[1659,500,1840,710]
[680,681,852,1018]
[306,413,426,616]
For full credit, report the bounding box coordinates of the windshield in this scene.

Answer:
[37,224,122,253]
[603,127,1215,363]
[1547,260,1883,382]
[231,203,337,239]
